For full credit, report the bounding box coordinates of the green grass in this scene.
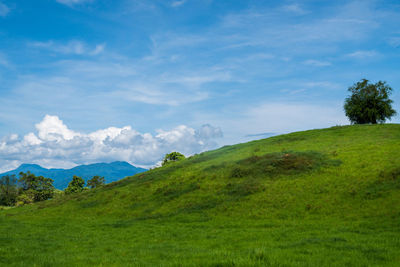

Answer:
[1,124,400,266]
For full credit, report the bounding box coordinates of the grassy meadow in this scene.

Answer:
[1,124,400,266]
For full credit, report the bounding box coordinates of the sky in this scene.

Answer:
[0,0,399,172]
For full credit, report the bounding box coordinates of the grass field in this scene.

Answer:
[1,124,400,266]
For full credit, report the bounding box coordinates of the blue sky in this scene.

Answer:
[0,0,399,171]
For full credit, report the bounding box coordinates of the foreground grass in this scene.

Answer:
[1,124,400,266]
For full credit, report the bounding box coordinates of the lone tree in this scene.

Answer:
[87,175,105,189]
[162,152,185,166]
[344,79,396,124]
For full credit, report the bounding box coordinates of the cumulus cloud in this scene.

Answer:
[0,115,223,172]
[36,115,80,141]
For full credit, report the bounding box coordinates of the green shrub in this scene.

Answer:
[65,176,85,194]
[162,152,186,166]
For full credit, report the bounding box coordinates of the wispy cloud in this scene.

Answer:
[303,59,331,67]
[171,0,186,7]
[29,40,105,56]
[281,4,308,15]
[2,55,231,118]
[218,1,381,53]
[56,0,93,7]
[388,36,400,48]
[91,44,106,55]
[0,1,9,17]
[346,50,379,59]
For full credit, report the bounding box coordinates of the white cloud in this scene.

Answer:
[0,1,9,17]
[91,44,106,55]
[171,0,186,7]
[303,59,331,67]
[35,115,80,141]
[23,133,42,146]
[56,0,92,6]
[29,40,105,56]
[0,115,223,172]
[282,4,308,15]
[346,50,379,59]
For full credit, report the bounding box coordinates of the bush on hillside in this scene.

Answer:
[65,176,85,194]
[162,152,186,166]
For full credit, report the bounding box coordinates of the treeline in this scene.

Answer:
[0,172,105,207]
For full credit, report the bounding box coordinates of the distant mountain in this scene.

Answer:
[0,161,147,189]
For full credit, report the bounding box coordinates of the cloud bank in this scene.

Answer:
[0,115,222,172]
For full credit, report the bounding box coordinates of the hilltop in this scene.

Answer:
[0,161,147,189]
[1,124,400,266]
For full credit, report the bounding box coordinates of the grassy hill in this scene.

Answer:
[1,124,400,266]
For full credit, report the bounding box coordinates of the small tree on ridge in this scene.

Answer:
[162,152,185,166]
[87,176,105,189]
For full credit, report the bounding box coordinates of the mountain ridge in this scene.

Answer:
[0,161,147,189]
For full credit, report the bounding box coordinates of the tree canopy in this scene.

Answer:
[17,172,55,203]
[344,79,396,124]
[87,176,105,189]
[65,175,85,194]
[0,175,18,206]
[0,172,55,206]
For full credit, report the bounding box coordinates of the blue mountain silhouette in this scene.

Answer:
[0,161,147,189]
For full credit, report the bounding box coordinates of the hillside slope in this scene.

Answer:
[0,161,147,189]
[1,124,400,266]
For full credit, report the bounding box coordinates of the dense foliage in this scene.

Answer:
[344,79,396,124]
[87,175,105,189]
[18,172,55,203]
[0,172,55,206]
[0,175,18,206]
[65,175,85,194]
[0,172,111,206]
[162,151,186,166]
